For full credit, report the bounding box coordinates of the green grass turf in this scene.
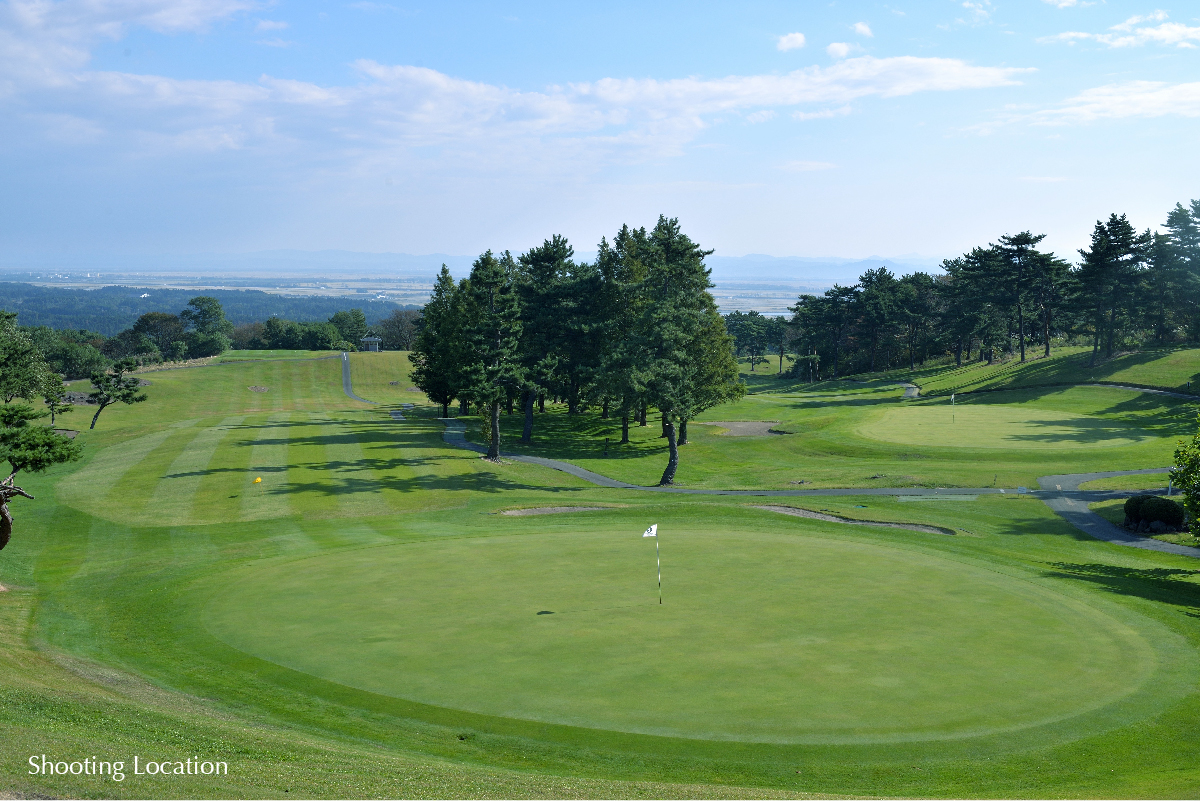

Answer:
[203,511,1167,745]
[461,383,1193,489]
[6,353,1200,797]
[1078,474,1171,491]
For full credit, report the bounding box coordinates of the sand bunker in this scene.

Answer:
[501,506,613,516]
[698,421,784,436]
[751,505,954,535]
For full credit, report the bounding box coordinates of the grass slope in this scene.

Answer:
[4,353,1200,798]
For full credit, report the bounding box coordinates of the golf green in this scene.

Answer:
[858,405,1152,449]
[204,523,1160,744]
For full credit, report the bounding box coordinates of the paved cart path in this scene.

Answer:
[340,352,378,404]
[342,372,1200,558]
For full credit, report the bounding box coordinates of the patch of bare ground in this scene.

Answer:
[698,421,784,436]
[751,505,955,536]
[501,506,619,516]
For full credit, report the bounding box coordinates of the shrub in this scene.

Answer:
[1124,494,1152,521]
[1140,496,1185,527]
[1124,494,1185,527]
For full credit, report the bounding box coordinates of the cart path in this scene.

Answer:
[340,352,378,404]
[441,420,1200,558]
[338,372,1199,558]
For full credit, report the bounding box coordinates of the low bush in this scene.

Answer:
[1124,494,1185,527]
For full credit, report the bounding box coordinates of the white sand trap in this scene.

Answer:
[698,421,783,436]
[502,506,613,516]
[752,505,955,535]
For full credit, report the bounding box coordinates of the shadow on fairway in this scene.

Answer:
[929,348,1200,395]
[271,472,576,496]
[1042,561,1200,616]
[993,513,1102,542]
[1003,418,1151,445]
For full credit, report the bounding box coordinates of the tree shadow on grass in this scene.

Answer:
[1001,418,1152,445]
[992,512,1106,542]
[269,472,580,496]
[1041,561,1200,617]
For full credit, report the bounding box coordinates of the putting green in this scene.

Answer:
[205,525,1158,744]
[858,405,1151,449]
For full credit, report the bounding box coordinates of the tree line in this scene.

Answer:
[0,282,417,335]
[409,216,743,485]
[770,200,1200,380]
[19,299,420,380]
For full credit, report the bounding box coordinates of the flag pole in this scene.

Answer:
[656,534,661,605]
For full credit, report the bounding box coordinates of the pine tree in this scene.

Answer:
[464,251,524,461]
[409,266,466,418]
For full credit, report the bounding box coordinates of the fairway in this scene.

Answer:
[858,404,1153,449]
[204,522,1166,745]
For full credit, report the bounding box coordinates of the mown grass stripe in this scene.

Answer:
[55,420,199,510]
[146,416,246,526]
[320,411,392,519]
[195,415,260,525]
[56,419,200,520]
[241,412,294,522]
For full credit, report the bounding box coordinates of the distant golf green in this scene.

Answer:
[858,405,1152,449]
[206,522,1160,744]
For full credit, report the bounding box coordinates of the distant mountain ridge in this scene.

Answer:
[0,250,945,285]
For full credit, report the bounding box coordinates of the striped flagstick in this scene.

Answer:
[643,524,660,604]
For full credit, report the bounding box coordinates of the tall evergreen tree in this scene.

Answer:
[595,225,651,444]
[463,251,524,461]
[627,217,741,485]
[409,266,466,418]
[995,232,1046,362]
[1077,214,1152,365]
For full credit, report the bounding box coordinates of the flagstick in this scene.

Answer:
[656,534,661,605]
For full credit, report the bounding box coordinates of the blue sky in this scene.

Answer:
[1,0,1197,266]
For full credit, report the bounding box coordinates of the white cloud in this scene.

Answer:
[0,3,1033,168]
[0,0,254,94]
[1041,12,1200,48]
[781,160,835,171]
[1112,11,1168,31]
[1030,80,1200,124]
[1042,0,1084,7]
[827,42,852,58]
[777,32,805,51]
[961,1,991,21]
[792,105,852,121]
[853,22,873,37]
[255,19,288,31]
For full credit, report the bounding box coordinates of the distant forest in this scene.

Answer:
[0,283,418,335]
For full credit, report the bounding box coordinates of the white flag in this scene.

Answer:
[643,524,657,538]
